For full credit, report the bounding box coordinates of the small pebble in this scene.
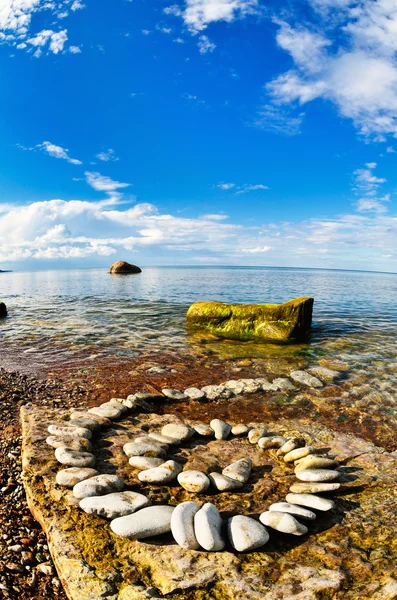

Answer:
[294,456,339,471]
[47,424,92,440]
[277,437,306,456]
[269,502,316,520]
[210,419,231,440]
[129,456,165,470]
[69,417,101,433]
[222,458,252,483]
[227,515,269,552]
[111,505,175,539]
[295,469,340,482]
[194,503,225,551]
[231,424,250,436]
[248,428,267,444]
[171,502,200,549]
[54,447,96,468]
[55,467,99,488]
[286,493,335,511]
[80,491,150,519]
[258,436,287,449]
[259,511,308,536]
[138,460,182,484]
[283,446,317,462]
[193,423,214,436]
[208,472,243,492]
[73,474,124,499]
[161,423,194,441]
[184,388,206,400]
[178,470,210,493]
[289,482,341,494]
[123,442,167,458]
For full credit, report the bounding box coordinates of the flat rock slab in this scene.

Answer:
[21,405,397,600]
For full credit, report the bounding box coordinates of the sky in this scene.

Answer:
[1,0,397,272]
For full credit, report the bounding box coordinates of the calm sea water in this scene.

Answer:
[1,267,397,370]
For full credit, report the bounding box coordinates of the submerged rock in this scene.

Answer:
[108,261,142,274]
[110,505,174,539]
[171,502,201,550]
[290,370,323,388]
[227,515,269,552]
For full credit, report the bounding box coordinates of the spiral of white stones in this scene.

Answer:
[48,392,342,553]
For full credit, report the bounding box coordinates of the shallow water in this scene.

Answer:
[0,266,397,371]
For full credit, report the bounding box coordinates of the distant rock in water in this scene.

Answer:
[108,261,142,275]
[0,302,7,317]
[187,297,313,342]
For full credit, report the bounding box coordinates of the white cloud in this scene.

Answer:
[96,149,119,162]
[18,140,82,164]
[386,146,395,153]
[242,245,271,253]
[197,34,216,53]
[85,171,130,192]
[166,0,260,33]
[352,162,390,213]
[217,182,236,190]
[217,182,269,193]
[69,45,81,54]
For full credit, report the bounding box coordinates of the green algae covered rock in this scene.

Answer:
[0,302,7,317]
[187,297,313,342]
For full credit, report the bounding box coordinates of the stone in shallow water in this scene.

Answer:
[227,515,269,552]
[88,405,123,420]
[123,442,167,458]
[161,423,194,442]
[48,424,92,440]
[138,460,182,484]
[69,417,101,433]
[184,387,206,400]
[308,366,341,381]
[277,437,306,456]
[259,511,308,536]
[210,419,231,440]
[289,482,341,494]
[80,491,150,519]
[231,424,250,436]
[208,472,243,492]
[286,493,335,511]
[129,456,165,470]
[177,470,210,493]
[295,469,340,482]
[194,503,225,551]
[222,458,252,483]
[193,423,214,436]
[248,428,267,444]
[110,505,175,539]
[201,385,233,400]
[295,456,339,471]
[56,467,98,488]
[269,502,316,520]
[223,380,246,395]
[54,447,96,468]
[283,446,317,462]
[272,377,296,391]
[256,378,278,392]
[73,474,124,499]
[170,501,200,549]
[239,379,261,394]
[46,435,92,452]
[290,370,323,389]
[258,436,287,449]
[161,389,186,400]
[148,432,178,445]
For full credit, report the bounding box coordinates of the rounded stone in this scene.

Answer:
[108,399,128,414]
[194,503,225,551]
[170,502,201,549]
[231,424,250,436]
[294,456,339,471]
[138,460,182,484]
[161,423,194,442]
[210,419,231,440]
[289,482,341,494]
[70,411,111,428]
[223,380,246,395]
[258,436,287,449]
[259,511,308,536]
[201,385,232,400]
[208,472,243,492]
[54,447,96,468]
[184,388,206,400]
[48,424,92,440]
[248,428,267,444]
[161,389,186,400]
[177,470,210,493]
[222,458,252,483]
[55,468,99,488]
[129,456,165,470]
[286,493,335,511]
[295,469,340,482]
[73,474,124,499]
[46,435,92,452]
[108,261,141,274]
[148,432,178,445]
[123,442,167,458]
[80,491,150,519]
[110,505,174,539]
[290,370,323,388]
[227,515,269,552]
[283,446,317,463]
[133,436,169,450]
[88,405,123,420]
[269,502,316,520]
[193,423,214,436]
[69,417,101,433]
[277,437,306,456]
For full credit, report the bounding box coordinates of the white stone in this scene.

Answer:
[108,399,128,413]
[56,467,98,488]
[277,437,306,456]
[194,503,225,551]
[208,472,243,492]
[248,428,267,444]
[54,447,96,468]
[88,405,123,420]
[210,419,231,440]
[46,435,92,452]
[223,380,245,395]
[69,417,101,433]
[161,423,194,441]
[48,424,92,440]
[201,385,233,400]
[193,424,214,436]
[289,482,341,494]
[138,460,182,484]
[272,378,296,391]
[133,436,169,450]
[184,387,206,400]
[123,442,167,458]
[222,458,252,483]
[80,491,150,519]
[295,456,339,471]
[161,389,186,400]
[148,432,179,445]
[129,456,165,470]
[295,469,340,482]
[73,474,124,499]
[269,502,316,520]
[177,470,210,493]
[259,511,308,536]
[227,515,269,552]
[239,379,261,394]
[286,493,335,511]
[290,370,323,389]
[308,366,341,382]
[110,505,175,539]
[170,502,201,549]
[255,378,278,392]
[258,436,287,449]
[283,446,317,463]
[231,424,250,436]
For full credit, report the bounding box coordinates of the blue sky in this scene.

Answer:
[1,0,397,272]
